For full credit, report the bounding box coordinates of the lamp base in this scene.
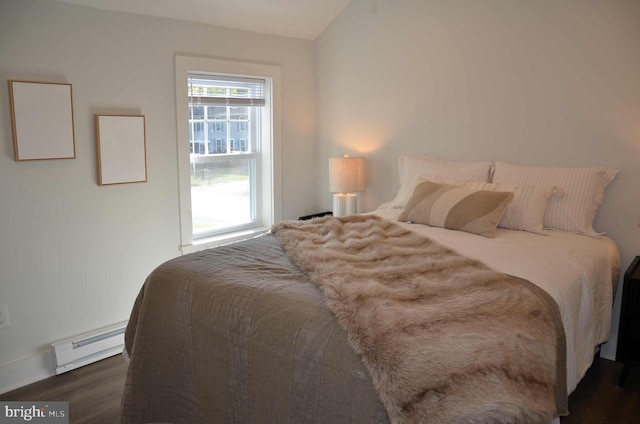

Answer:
[333,193,357,217]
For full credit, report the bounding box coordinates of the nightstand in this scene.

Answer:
[298,211,332,221]
[617,256,640,387]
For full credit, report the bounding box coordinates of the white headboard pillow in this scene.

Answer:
[380,151,493,209]
[491,162,618,236]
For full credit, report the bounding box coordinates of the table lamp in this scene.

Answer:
[329,154,365,216]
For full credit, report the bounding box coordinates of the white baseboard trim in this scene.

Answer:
[0,350,55,395]
[601,336,617,361]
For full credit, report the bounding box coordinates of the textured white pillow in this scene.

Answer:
[381,151,493,209]
[492,162,618,236]
[426,177,556,234]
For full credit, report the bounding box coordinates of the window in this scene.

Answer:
[175,56,282,252]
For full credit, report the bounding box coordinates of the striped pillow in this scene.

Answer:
[398,180,514,238]
[492,162,618,236]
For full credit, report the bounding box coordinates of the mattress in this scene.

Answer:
[372,207,621,394]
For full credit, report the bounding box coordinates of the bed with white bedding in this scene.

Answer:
[118,151,620,424]
[373,206,620,395]
[371,151,620,396]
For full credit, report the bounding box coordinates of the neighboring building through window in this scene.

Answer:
[187,74,260,238]
[175,56,282,252]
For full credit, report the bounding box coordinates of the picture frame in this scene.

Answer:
[95,114,147,186]
[8,80,76,161]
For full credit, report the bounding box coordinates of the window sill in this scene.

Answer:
[180,226,270,255]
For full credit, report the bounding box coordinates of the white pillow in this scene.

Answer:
[381,151,493,209]
[492,162,618,236]
[426,177,556,234]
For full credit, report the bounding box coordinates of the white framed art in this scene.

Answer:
[95,114,147,186]
[8,80,76,161]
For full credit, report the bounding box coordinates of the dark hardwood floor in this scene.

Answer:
[0,355,127,424]
[561,358,640,423]
[1,355,639,423]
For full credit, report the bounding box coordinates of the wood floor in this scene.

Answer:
[0,355,127,423]
[1,355,639,423]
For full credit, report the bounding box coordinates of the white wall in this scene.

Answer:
[0,0,317,390]
[317,0,640,357]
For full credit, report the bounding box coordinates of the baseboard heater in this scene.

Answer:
[51,321,127,375]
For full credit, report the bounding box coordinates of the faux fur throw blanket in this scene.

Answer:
[271,215,567,424]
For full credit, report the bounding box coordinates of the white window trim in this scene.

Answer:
[175,56,282,253]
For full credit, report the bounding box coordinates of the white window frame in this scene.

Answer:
[175,56,282,253]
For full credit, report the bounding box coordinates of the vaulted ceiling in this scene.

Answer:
[55,0,352,40]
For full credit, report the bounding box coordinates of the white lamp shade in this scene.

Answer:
[329,156,365,193]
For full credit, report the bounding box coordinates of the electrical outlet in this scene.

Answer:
[0,304,10,328]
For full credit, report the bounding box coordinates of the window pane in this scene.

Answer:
[190,158,255,235]
[191,106,204,119]
[208,106,226,120]
[208,122,226,149]
[190,122,205,154]
[184,69,271,241]
[230,106,248,120]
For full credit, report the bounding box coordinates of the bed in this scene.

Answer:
[118,152,620,424]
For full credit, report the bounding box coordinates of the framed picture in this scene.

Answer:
[8,80,76,161]
[95,114,147,186]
